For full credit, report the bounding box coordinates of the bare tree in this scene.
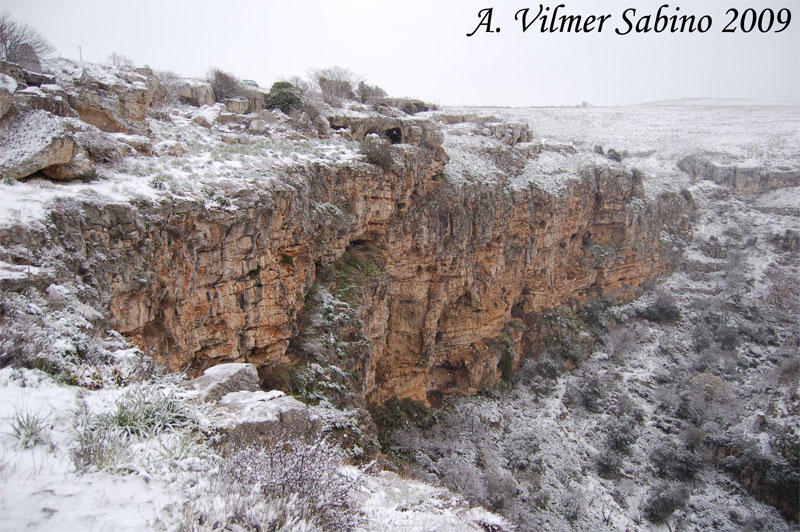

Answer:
[107,52,134,70]
[207,67,246,101]
[309,65,361,105]
[0,12,54,68]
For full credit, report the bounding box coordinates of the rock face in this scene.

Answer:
[678,155,800,193]
[0,113,689,405]
[0,60,691,405]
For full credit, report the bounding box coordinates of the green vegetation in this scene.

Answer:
[265,81,303,114]
[369,397,436,451]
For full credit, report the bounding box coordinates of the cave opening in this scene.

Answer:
[385,127,403,144]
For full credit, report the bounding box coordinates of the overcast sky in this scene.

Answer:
[5,0,799,106]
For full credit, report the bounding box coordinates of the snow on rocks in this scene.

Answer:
[0,110,75,180]
[214,390,322,443]
[189,362,260,402]
[0,72,17,119]
[191,103,225,128]
[357,470,514,532]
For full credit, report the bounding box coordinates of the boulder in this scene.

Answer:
[0,61,26,85]
[174,79,215,107]
[0,110,75,180]
[74,127,136,163]
[214,390,321,444]
[244,89,266,113]
[153,139,188,157]
[110,133,153,155]
[191,103,224,128]
[248,119,270,135]
[43,149,95,180]
[0,73,16,119]
[223,98,249,114]
[191,362,260,403]
[487,121,532,145]
[12,85,78,118]
[62,66,156,134]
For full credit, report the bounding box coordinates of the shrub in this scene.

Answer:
[160,427,364,531]
[109,385,194,437]
[369,397,435,451]
[641,482,689,523]
[713,323,739,350]
[359,135,393,172]
[649,440,703,481]
[225,435,361,529]
[638,292,681,323]
[155,70,184,105]
[581,375,606,413]
[311,66,359,105]
[604,418,638,454]
[71,397,128,470]
[208,68,246,101]
[498,347,514,383]
[596,448,623,479]
[606,148,623,162]
[265,81,303,114]
[356,81,387,103]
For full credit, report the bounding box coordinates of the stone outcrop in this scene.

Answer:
[214,390,321,445]
[678,154,800,193]
[0,113,689,405]
[0,60,691,405]
[0,110,75,179]
[174,79,215,107]
[0,73,15,119]
[327,114,444,149]
[191,362,260,402]
[42,149,94,180]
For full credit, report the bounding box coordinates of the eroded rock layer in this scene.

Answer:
[0,71,690,404]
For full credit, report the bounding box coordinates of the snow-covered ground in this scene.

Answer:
[390,104,800,532]
[454,103,800,198]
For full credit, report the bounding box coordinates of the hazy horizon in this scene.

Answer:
[4,0,799,107]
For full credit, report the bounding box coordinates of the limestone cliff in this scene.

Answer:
[0,61,691,405]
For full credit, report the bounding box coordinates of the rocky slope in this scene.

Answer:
[1,57,798,532]
[1,60,690,409]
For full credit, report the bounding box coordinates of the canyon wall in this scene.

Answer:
[0,67,691,405]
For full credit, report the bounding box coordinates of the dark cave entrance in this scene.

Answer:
[385,127,403,145]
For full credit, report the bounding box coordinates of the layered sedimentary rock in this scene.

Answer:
[0,61,691,405]
[679,154,800,194]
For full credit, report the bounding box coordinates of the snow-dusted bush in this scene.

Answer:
[637,292,681,323]
[166,427,364,531]
[155,70,184,105]
[359,135,393,172]
[595,449,623,480]
[603,417,638,455]
[208,68,246,101]
[265,82,303,114]
[641,482,689,524]
[71,396,129,470]
[649,440,703,481]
